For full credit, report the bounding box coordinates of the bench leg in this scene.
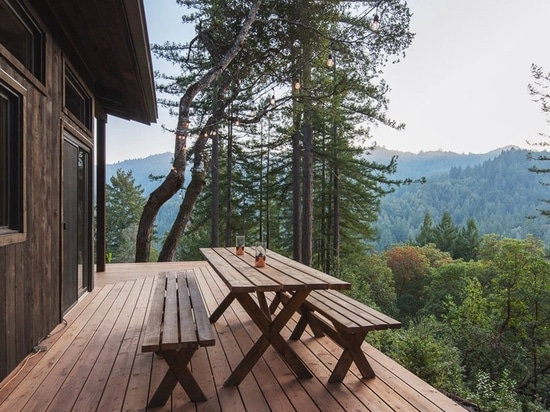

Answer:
[210,292,235,323]
[148,348,206,407]
[329,329,374,383]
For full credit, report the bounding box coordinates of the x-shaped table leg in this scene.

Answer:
[223,289,313,387]
[148,348,206,407]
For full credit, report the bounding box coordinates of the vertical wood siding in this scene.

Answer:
[0,9,90,381]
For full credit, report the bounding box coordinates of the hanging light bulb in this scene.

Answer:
[372,14,380,31]
[270,90,276,105]
[235,118,240,126]
[327,53,334,68]
[294,79,301,90]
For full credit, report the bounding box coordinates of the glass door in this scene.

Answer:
[62,133,91,313]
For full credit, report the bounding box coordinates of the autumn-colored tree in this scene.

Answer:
[385,245,430,320]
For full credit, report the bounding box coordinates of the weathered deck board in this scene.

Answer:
[0,262,467,411]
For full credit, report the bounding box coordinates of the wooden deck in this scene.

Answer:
[0,262,467,411]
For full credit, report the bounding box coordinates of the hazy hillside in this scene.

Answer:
[370,146,517,179]
[375,147,550,250]
[107,152,175,196]
[106,147,550,249]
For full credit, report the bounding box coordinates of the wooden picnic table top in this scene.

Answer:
[200,247,350,294]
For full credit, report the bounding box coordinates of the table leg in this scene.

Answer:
[257,291,271,318]
[148,348,206,406]
[210,292,235,323]
[268,291,282,314]
[224,290,313,387]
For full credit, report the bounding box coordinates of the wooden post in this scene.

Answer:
[96,116,107,272]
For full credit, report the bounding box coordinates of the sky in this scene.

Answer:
[106,0,550,163]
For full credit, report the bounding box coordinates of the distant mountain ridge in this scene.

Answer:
[106,147,550,249]
[107,152,174,196]
[375,147,550,250]
[370,145,520,179]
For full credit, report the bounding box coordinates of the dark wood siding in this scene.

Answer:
[0,4,93,381]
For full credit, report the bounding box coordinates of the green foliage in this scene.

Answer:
[377,148,550,250]
[422,260,481,318]
[381,316,465,394]
[106,169,146,262]
[340,253,398,316]
[469,370,522,412]
[416,211,480,260]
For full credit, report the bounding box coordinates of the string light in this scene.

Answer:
[294,79,301,90]
[372,14,380,31]
[327,53,334,68]
[270,90,276,105]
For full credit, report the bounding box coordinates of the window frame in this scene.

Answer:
[0,70,26,246]
[0,0,45,83]
[64,67,93,132]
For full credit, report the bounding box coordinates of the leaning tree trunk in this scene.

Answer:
[158,164,207,261]
[135,0,262,262]
[158,100,227,261]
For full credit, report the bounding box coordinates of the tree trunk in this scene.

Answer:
[211,130,220,247]
[135,0,262,261]
[158,168,207,261]
[302,121,313,265]
[292,128,302,262]
[332,134,340,276]
[224,118,233,246]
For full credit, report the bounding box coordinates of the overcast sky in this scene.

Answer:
[106,0,550,163]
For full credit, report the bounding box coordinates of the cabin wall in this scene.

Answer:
[0,4,94,381]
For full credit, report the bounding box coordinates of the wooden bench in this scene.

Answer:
[278,289,401,383]
[142,270,215,406]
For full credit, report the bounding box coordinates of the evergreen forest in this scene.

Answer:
[107,146,550,253]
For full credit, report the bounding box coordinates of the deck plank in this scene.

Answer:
[43,281,135,411]
[71,278,147,411]
[0,262,467,412]
[0,283,117,411]
[98,276,154,411]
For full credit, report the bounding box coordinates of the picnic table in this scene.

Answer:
[200,247,350,387]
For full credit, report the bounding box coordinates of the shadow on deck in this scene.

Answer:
[0,262,466,411]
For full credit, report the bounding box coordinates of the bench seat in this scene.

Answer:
[281,289,401,382]
[142,271,215,406]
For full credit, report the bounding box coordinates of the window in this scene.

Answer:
[65,70,92,130]
[0,0,44,82]
[0,80,23,234]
